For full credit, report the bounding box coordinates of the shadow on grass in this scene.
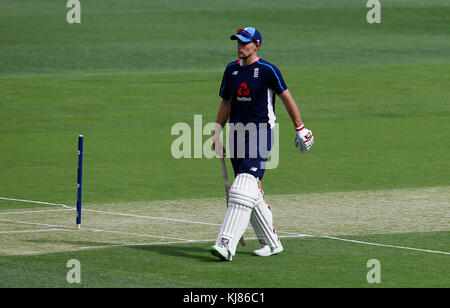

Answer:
[131,243,255,263]
[23,238,255,263]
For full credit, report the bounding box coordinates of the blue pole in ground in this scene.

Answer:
[76,135,83,229]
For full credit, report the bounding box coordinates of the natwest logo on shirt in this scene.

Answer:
[237,82,251,102]
[237,82,250,96]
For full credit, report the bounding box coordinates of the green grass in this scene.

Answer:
[1,65,449,204]
[1,233,449,288]
[0,0,449,288]
[1,0,449,76]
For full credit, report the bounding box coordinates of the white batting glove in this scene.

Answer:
[295,125,314,153]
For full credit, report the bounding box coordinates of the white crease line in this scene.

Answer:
[321,236,450,256]
[78,239,209,250]
[0,218,190,242]
[0,209,74,215]
[0,205,218,227]
[0,218,70,229]
[81,208,220,226]
[0,229,69,234]
[0,196,219,226]
[0,197,72,209]
[85,228,190,242]
[278,231,312,236]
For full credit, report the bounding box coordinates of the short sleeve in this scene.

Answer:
[219,67,231,100]
[268,65,287,95]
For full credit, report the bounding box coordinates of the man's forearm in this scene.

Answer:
[279,90,303,128]
[284,101,303,128]
[212,99,231,156]
[215,99,231,132]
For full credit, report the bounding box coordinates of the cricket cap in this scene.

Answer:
[230,27,262,45]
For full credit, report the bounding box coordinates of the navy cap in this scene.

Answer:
[230,27,262,45]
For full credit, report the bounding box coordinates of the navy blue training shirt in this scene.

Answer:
[219,58,287,129]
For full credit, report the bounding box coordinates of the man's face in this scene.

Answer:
[237,40,259,59]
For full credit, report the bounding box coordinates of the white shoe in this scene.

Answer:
[210,245,233,261]
[253,240,283,257]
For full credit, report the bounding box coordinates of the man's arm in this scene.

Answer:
[212,99,231,156]
[216,99,231,128]
[278,89,303,128]
[278,89,315,153]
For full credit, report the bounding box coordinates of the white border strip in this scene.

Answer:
[0,196,219,226]
[0,229,69,234]
[82,208,220,226]
[0,197,72,208]
[321,236,450,256]
[0,218,190,242]
[0,209,73,215]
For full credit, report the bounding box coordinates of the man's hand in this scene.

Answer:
[212,133,225,158]
[295,125,314,153]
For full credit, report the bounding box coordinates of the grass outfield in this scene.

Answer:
[0,189,449,288]
[0,188,449,287]
[0,0,449,289]
[0,234,449,288]
[1,65,449,203]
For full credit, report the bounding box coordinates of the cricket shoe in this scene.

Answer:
[253,240,283,257]
[210,245,233,261]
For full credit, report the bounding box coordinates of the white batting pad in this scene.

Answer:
[215,203,252,256]
[250,198,280,249]
[215,173,261,255]
[228,173,261,208]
